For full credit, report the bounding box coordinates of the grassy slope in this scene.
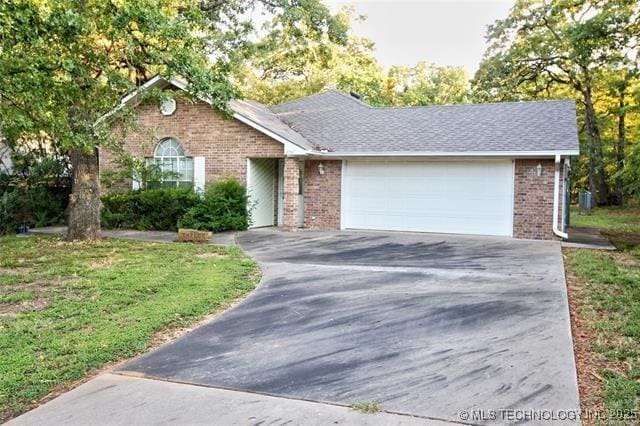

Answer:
[0,235,259,421]
[565,206,640,416]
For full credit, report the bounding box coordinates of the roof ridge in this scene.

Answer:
[271,88,370,111]
[367,98,576,111]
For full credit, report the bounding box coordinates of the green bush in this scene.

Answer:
[178,177,251,232]
[101,187,200,231]
[0,185,68,235]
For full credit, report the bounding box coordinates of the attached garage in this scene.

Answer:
[341,160,515,236]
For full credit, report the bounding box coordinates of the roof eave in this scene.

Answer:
[310,150,580,159]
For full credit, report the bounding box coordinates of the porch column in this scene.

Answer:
[283,157,300,231]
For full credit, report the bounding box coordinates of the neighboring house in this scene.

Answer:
[100,76,578,240]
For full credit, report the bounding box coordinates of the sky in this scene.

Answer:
[323,0,514,76]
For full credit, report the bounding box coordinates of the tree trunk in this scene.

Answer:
[66,147,101,241]
[583,85,608,205]
[615,90,626,205]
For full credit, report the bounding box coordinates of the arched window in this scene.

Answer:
[150,138,194,187]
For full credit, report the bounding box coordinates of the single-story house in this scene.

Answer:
[100,76,578,240]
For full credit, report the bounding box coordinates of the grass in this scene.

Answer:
[349,401,382,414]
[0,234,260,421]
[564,204,640,419]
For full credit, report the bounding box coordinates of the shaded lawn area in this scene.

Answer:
[0,234,259,421]
[565,205,640,420]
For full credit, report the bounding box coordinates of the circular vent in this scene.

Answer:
[160,98,177,116]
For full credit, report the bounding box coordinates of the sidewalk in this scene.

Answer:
[7,374,446,426]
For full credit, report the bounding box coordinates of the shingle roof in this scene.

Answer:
[229,99,313,150]
[270,89,579,154]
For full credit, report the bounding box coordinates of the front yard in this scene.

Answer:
[0,234,259,421]
[565,205,640,421]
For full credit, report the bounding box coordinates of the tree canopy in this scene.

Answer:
[235,8,469,106]
[473,0,640,204]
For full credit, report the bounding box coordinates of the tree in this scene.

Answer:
[0,0,342,240]
[383,62,469,106]
[237,8,469,107]
[472,0,639,205]
[236,7,384,105]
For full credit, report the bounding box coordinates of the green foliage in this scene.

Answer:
[349,401,382,414]
[178,177,250,232]
[565,204,640,412]
[237,8,469,106]
[101,187,200,231]
[0,186,67,235]
[0,234,259,420]
[0,148,70,235]
[472,0,640,205]
[100,151,180,191]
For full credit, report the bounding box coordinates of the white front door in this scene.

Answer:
[247,158,276,228]
[341,160,514,236]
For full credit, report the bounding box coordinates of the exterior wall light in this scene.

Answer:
[318,163,325,175]
[536,163,543,177]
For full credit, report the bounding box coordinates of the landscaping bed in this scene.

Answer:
[0,234,259,421]
[565,206,640,422]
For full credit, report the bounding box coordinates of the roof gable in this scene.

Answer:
[105,76,312,155]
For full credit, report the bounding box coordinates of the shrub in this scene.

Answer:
[178,177,251,232]
[0,185,68,235]
[101,187,200,231]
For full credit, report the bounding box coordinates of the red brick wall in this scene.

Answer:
[100,99,284,187]
[303,160,342,230]
[513,159,562,240]
[283,157,300,230]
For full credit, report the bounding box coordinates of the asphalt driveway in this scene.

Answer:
[118,229,579,423]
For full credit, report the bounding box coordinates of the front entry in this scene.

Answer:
[247,158,277,228]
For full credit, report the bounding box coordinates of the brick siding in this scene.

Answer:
[513,159,563,240]
[100,99,284,187]
[303,160,342,230]
[282,157,300,230]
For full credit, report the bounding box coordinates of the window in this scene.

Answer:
[149,138,194,188]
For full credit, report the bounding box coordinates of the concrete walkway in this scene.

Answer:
[29,226,237,246]
[562,227,616,250]
[8,374,442,426]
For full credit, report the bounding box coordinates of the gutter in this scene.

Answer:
[553,154,568,239]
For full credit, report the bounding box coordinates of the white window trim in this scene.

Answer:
[150,138,194,187]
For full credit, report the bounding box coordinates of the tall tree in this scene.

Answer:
[473,0,639,205]
[0,0,342,240]
[237,8,469,106]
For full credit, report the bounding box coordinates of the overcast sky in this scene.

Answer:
[324,0,513,76]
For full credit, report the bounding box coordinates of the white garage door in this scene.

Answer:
[342,160,514,236]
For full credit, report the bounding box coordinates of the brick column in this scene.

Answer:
[283,157,300,230]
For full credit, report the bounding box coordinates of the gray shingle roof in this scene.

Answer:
[229,99,314,150]
[270,89,579,154]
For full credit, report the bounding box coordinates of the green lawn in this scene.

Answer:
[0,234,259,421]
[565,205,640,417]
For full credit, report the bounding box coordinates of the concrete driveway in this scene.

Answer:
[118,229,579,423]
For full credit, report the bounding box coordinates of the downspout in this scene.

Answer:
[553,154,569,239]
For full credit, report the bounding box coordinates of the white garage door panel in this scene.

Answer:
[342,160,514,236]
